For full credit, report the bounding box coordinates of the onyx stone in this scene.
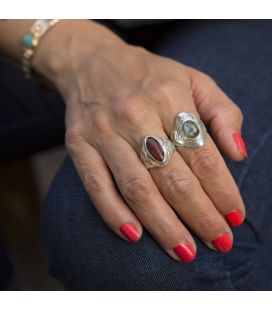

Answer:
[146,137,164,162]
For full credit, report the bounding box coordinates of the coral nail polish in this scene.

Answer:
[225,210,243,227]
[233,132,248,158]
[174,243,196,262]
[212,234,233,253]
[120,223,139,243]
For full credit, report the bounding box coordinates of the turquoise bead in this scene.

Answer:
[23,34,33,48]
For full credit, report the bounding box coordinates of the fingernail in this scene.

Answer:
[233,132,248,158]
[225,210,243,227]
[174,243,196,262]
[120,223,139,243]
[212,233,233,253]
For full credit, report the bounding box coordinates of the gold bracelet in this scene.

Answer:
[22,19,60,79]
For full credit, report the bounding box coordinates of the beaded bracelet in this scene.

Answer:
[22,19,60,79]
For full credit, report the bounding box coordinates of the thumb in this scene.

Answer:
[188,68,248,161]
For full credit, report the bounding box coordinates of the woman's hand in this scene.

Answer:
[34,20,246,262]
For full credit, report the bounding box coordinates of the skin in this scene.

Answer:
[0,19,246,261]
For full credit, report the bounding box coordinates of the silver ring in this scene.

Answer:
[171,112,206,148]
[140,136,175,169]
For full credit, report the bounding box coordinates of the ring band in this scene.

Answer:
[140,136,175,169]
[171,112,206,148]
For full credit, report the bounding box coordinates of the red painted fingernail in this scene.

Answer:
[233,132,248,158]
[225,210,243,227]
[212,233,233,253]
[174,243,196,262]
[120,223,139,243]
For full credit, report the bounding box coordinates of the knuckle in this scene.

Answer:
[82,170,105,195]
[65,128,83,154]
[164,171,194,199]
[147,79,181,105]
[122,176,152,203]
[194,70,217,88]
[204,74,217,87]
[230,104,244,123]
[201,73,220,92]
[151,79,176,96]
[197,212,219,231]
[192,148,220,179]
[114,94,146,127]
[91,114,111,134]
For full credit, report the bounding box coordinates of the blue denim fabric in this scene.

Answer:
[42,20,272,290]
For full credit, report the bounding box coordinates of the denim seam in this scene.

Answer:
[224,129,272,290]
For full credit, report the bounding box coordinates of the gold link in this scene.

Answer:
[32,37,39,48]
[24,48,34,59]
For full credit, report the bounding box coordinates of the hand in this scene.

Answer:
[34,20,246,262]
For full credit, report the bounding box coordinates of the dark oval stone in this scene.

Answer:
[146,137,164,162]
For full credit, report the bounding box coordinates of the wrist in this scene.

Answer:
[32,19,125,87]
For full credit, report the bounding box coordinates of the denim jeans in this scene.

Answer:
[42,20,272,290]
